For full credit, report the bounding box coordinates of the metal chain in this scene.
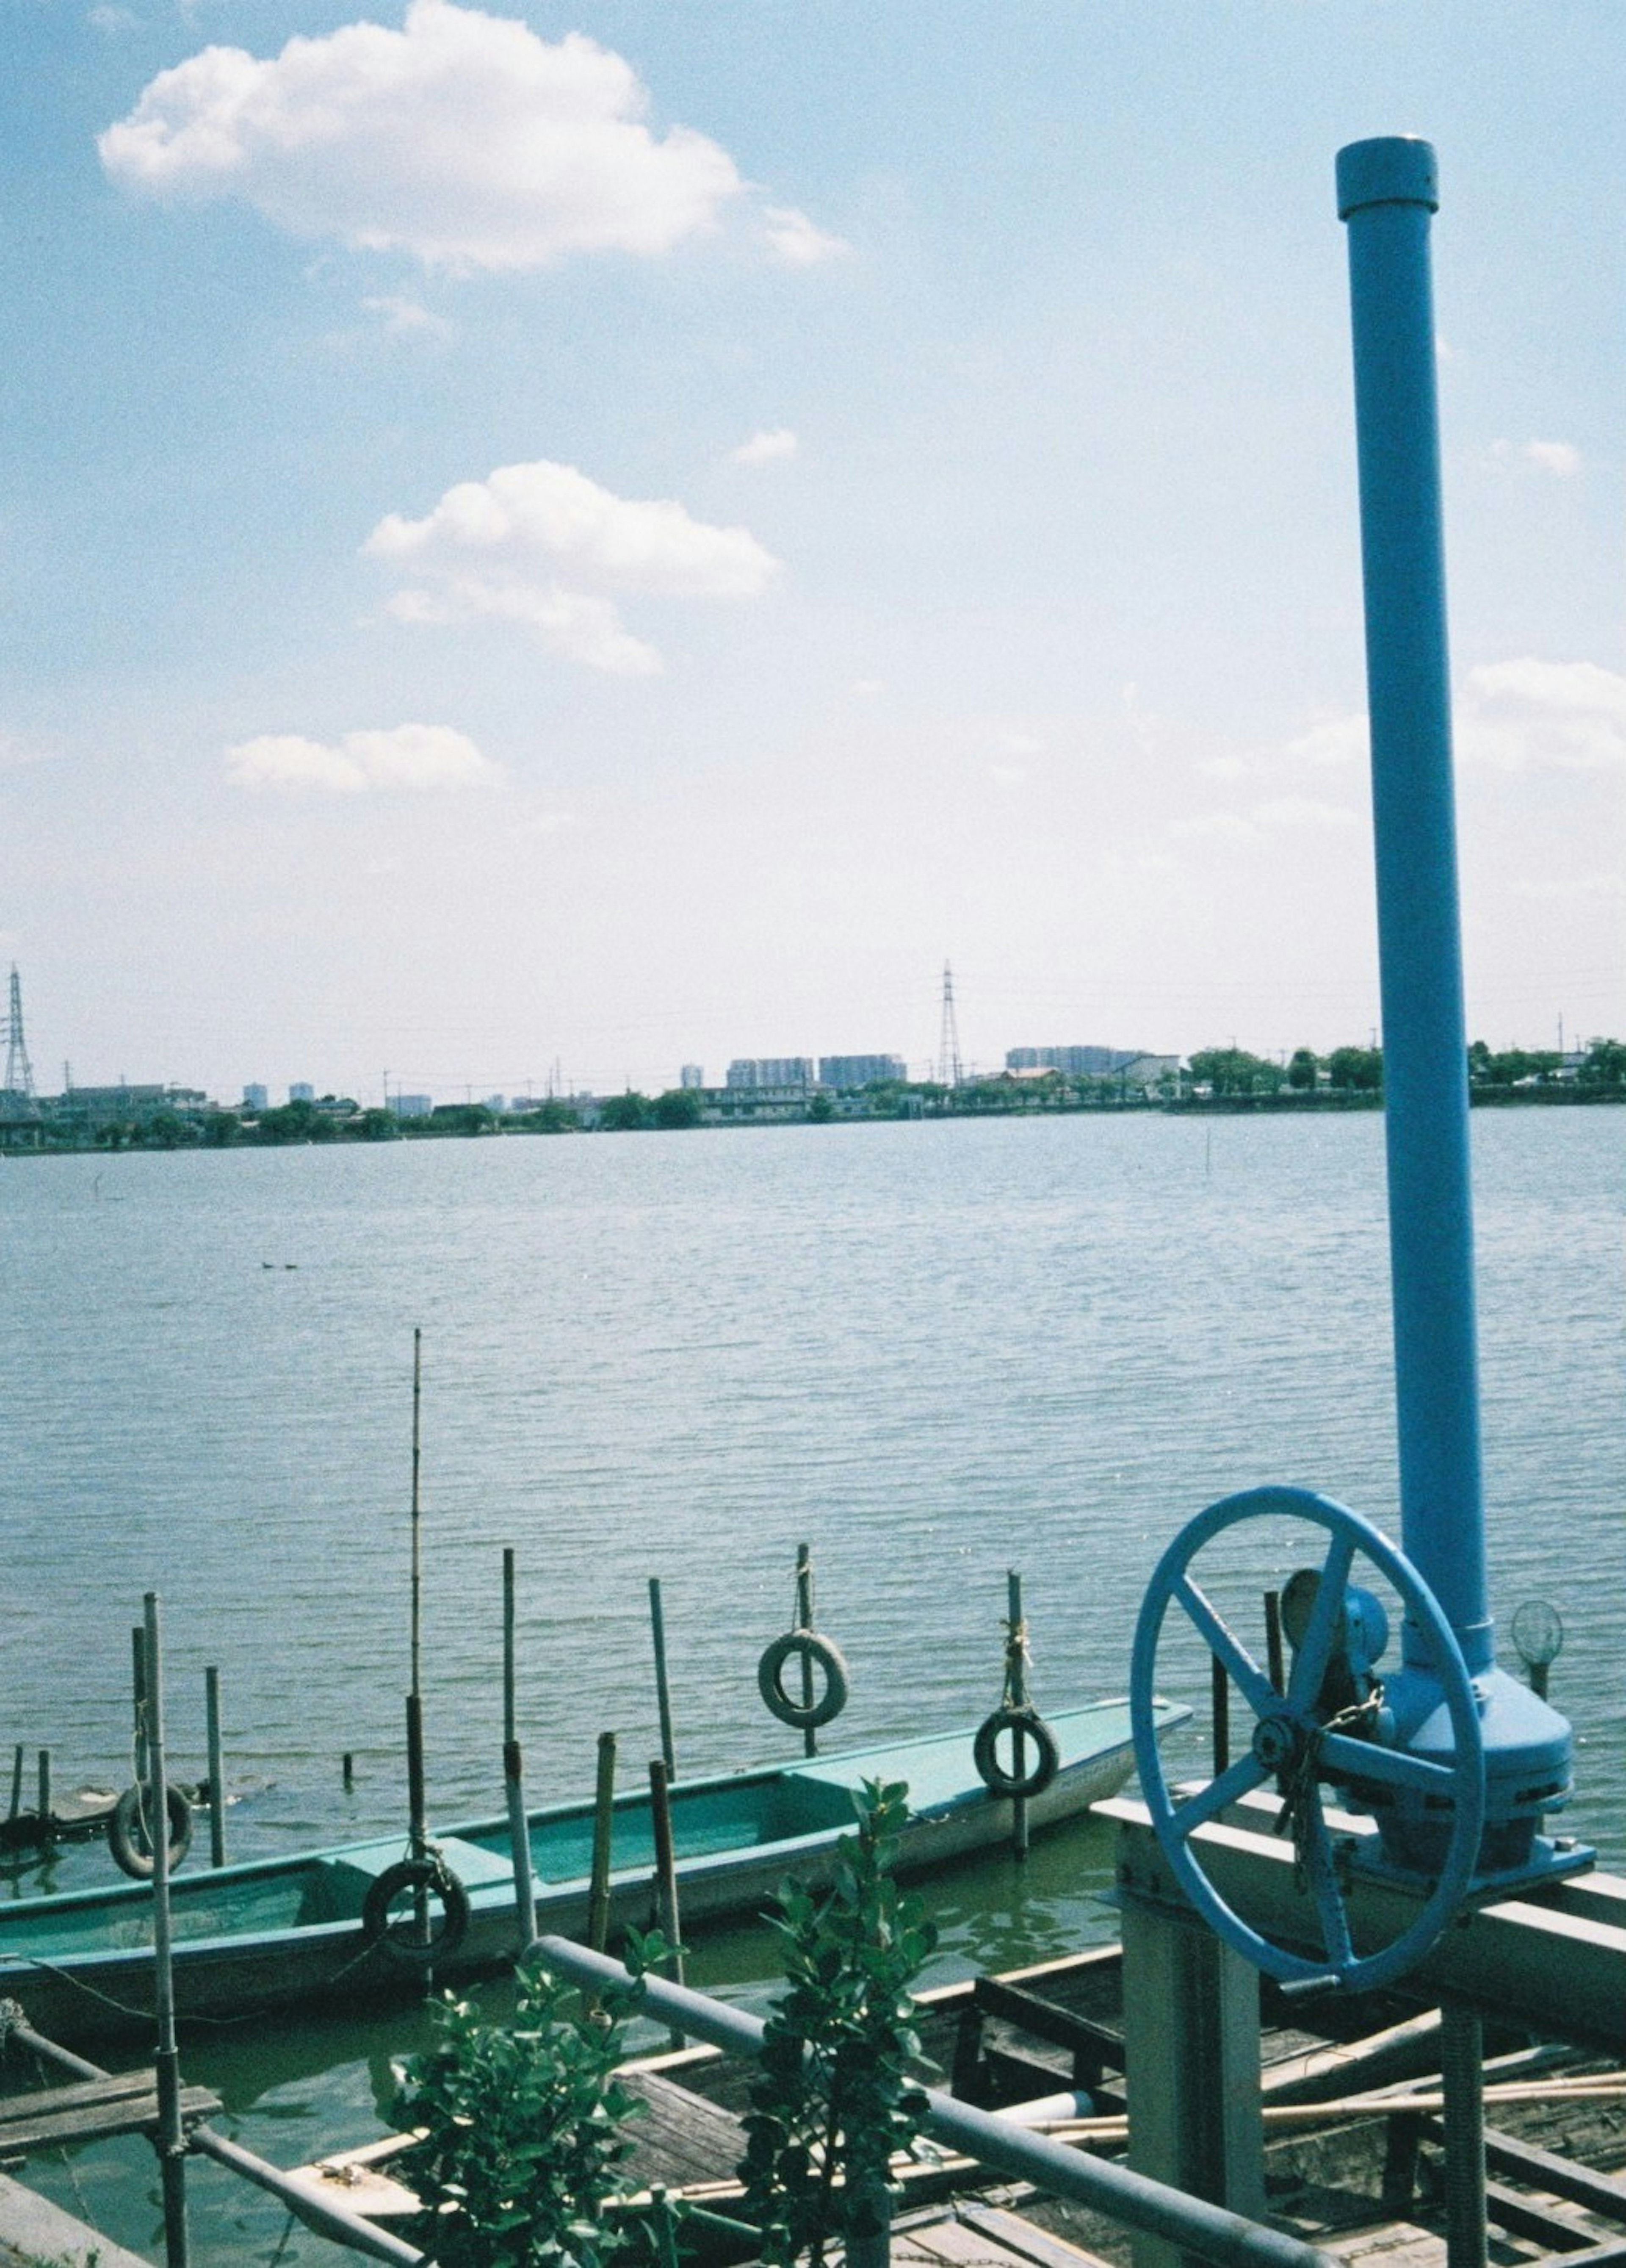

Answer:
[1273,1684,1385,1889]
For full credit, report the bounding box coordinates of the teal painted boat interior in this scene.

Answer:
[0,1699,1170,1968]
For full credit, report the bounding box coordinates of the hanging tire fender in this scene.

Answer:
[108,1783,194,1880]
[362,1856,471,1967]
[973,1706,1061,1800]
[757,1630,851,1730]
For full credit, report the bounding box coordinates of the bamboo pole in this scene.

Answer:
[144,1593,189,2268]
[649,1578,678,1781]
[587,1732,617,1952]
[409,1326,423,1702]
[205,1667,226,1868]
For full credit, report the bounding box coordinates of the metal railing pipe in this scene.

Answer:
[188,2127,425,2266]
[533,1936,1336,2268]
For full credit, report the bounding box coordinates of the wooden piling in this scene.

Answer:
[36,1749,51,1844]
[648,1577,678,1781]
[502,1550,536,1950]
[143,1595,189,2268]
[7,1744,21,1824]
[648,1757,686,2048]
[205,1667,226,1868]
[1007,1571,1029,1860]
[343,1751,354,1790]
[796,1543,817,1758]
[1264,1590,1285,1694]
[587,1732,617,1954]
[1211,1655,1231,1775]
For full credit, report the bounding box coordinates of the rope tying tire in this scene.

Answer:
[973,1706,1061,1800]
[108,1783,193,1880]
[757,1630,851,1731]
[362,1856,470,1968]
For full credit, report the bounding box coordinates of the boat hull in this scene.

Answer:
[0,1700,1184,2050]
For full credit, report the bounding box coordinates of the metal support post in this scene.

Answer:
[1120,1856,1265,2268]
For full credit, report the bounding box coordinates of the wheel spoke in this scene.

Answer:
[1318,1730,1460,1794]
[1286,1533,1357,1709]
[1167,1752,1271,1841]
[1173,1577,1278,1718]
[1296,1786,1355,1969]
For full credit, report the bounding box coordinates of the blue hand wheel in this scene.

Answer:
[1129,1485,1485,1992]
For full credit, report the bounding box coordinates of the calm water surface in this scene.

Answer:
[0,1108,1620,2260]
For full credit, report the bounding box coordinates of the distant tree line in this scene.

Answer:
[25,1036,1623,1152]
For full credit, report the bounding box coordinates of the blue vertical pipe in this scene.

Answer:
[1336,138,1490,1674]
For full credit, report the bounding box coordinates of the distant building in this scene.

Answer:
[697,1082,817,1124]
[242,1083,268,1111]
[289,1082,315,1103]
[818,1054,906,1089]
[726,1058,813,1089]
[1117,1053,1179,1088]
[50,1084,207,1131]
[484,1095,505,1113]
[391,1093,433,1119]
[1005,1046,1131,1077]
[680,1064,705,1089]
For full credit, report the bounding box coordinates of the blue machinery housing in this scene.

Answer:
[1130,140,1585,1997]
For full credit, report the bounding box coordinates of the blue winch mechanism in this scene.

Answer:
[1131,1487,1583,1994]
[1128,136,1593,1997]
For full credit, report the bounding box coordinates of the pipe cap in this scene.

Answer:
[1336,136,1438,219]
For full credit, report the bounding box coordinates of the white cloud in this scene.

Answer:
[226,722,499,794]
[1285,712,1368,769]
[387,576,664,675]
[731,426,798,466]
[1200,754,1248,781]
[1524,439,1582,477]
[362,293,452,339]
[1460,658,1626,773]
[761,205,849,266]
[366,457,778,671]
[99,0,743,272]
[987,763,1028,787]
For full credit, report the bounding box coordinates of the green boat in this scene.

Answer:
[0,1698,1186,2051]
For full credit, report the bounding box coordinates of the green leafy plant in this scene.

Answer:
[391,1956,644,2268]
[737,1778,937,2268]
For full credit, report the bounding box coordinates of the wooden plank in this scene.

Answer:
[1426,2121,1626,2227]
[1482,2177,1599,2252]
[0,2073,153,2127]
[618,2068,747,2188]
[0,2086,218,2154]
[973,1979,1125,2068]
[957,2199,1123,2268]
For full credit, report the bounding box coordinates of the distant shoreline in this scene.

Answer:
[5,1078,1622,1158]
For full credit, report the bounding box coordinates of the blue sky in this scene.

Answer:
[4,1,1622,1101]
